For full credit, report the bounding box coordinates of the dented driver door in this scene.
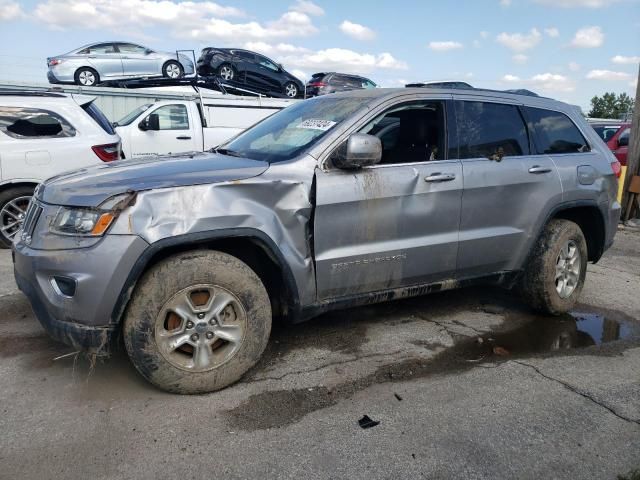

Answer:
[313,160,463,301]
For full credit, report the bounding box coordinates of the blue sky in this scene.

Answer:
[0,0,638,110]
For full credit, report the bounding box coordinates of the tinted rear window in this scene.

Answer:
[526,107,590,154]
[454,101,530,159]
[82,102,115,135]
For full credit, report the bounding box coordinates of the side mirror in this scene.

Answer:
[278,63,284,71]
[618,135,629,147]
[145,48,153,55]
[332,133,382,170]
[139,113,160,131]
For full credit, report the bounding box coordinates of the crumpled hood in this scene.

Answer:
[38,151,269,207]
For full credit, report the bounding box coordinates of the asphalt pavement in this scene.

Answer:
[1,228,639,479]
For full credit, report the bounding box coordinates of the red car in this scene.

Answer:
[590,122,631,166]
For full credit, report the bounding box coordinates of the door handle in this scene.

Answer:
[528,165,552,174]
[425,173,456,182]
[121,56,129,59]
[88,55,97,58]
[176,136,192,140]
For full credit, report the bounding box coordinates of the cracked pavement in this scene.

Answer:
[1,229,639,479]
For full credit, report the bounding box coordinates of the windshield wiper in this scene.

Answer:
[213,147,245,158]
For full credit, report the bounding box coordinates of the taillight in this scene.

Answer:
[92,142,120,162]
[48,58,62,67]
[308,81,327,87]
[611,160,622,179]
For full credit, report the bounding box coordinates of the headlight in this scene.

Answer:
[48,193,135,237]
[50,207,115,236]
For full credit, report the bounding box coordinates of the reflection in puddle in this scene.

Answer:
[465,310,634,361]
[572,312,632,345]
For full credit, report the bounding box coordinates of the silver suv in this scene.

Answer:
[13,88,621,394]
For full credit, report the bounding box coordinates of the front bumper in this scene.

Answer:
[14,234,149,352]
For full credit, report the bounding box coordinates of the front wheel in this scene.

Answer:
[0,186,34,248]
[519,219,588,315]
[123,250,272,394]
[284,82,298,98]
[163,61,184,79]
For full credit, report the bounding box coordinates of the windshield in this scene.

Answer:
[220,96,365,163]
[116,103,153,127]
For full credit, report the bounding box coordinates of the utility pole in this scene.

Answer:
[621,64,640,221]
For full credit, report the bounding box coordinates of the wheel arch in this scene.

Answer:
[111,228,301,327]
[0,180,39,192]
[162,59,184,70]
[547,201,607,263]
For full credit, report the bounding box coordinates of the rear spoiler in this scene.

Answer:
[71,93,97,107]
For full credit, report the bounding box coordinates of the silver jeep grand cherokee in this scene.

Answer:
[13,88,621,394]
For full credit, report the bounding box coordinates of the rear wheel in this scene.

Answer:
[74,67,99,86]
[217,63,235,81]
[163,60,184,79]
[0,186,34,248]
[123,250,272,394]
[519,219,588,315]
[284,82,298,98]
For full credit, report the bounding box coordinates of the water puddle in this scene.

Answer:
[463,310,635,362]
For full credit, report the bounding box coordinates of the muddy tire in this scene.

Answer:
[123,250,271,394]
[0,186,34,248]
[519,219,588,315]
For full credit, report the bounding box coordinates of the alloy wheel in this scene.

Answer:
[555,240,581,299]
[166,63,181,78]
[155,284,247,372]
[78,70,96,86]
[285,83,298,97]
[219,65,234,81]
[0,195,31,243]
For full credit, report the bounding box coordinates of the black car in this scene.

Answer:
[196,48,304,98]
[305,72,377,97]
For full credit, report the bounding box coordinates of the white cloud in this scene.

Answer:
[611,55,640,65]
[289,0,324,16]
[534,0,621,7]
[496,28,542,51]
[500,0,512,6]
[190,11,318,42]
[340,20,376,41]
[243,41,310,55]
[503,74,521,82]
[278,48,408,74]
[544,27,559,37]
[568,61,581,71]
[503,72,575,92]
[428,41,464,52]
[0,0,23,21]
[570,26,604,48]
[480,31,490,39]
[34,0,244,30]
[291,69,308,82]
[586,69,632,81]
[513,54,528,64]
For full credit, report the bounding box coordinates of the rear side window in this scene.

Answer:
[233,51,255,60]
[78,43,116,54]
[82,102,115,134]
[525,107,590,154]
[0,107,76,139]
[454,101,530,159]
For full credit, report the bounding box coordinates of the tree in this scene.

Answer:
[588,92,635,119]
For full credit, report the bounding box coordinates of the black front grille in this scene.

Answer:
[21,200,42,239]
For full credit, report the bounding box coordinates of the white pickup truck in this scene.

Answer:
[114,95,297,158]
